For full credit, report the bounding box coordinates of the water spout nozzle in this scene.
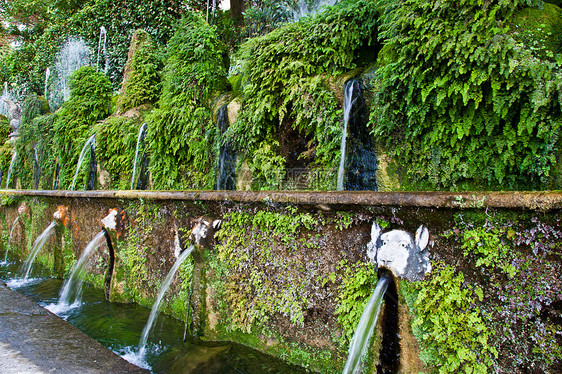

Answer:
[101,208,125,238]
[53,205,69,226]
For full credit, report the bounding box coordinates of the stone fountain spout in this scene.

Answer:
[366,222,431,282]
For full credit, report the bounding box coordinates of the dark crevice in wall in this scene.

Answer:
[377,276,400,374]
[102,228,115,300]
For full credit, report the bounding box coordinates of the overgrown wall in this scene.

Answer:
[0,191,560,373]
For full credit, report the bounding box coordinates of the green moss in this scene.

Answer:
[512,3,562,57]
[118,29,163,113]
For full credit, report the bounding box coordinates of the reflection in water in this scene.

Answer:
[0,257,309,374]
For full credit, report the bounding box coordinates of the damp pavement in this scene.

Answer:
[0,280,148,374]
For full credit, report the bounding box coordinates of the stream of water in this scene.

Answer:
[70,134,96,190]
[21,221,56,280]
[0,255,307,374]
[47,231,107,314]
[342,273,390,373]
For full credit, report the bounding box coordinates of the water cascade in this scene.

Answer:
[55,230,107,309]
[5,152,17,189]
[136,244,195,360]
[336,79,377,191]
[0,82,14,118]
[96,26,108,74]
[337,80,356,191]
[216,105,236,190]
[44,67,51,99]
[48,38,92,110]
[292,0,338,21]
[33,145,40,189]
[2,216,19,264]
[21,221,56,279]
[342,272,390,373]
[70,134,96,190]
[130,123,148,190]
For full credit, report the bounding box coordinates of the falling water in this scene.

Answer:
[2,216,19,264]
[0,82,14,118]
[293,0,338,21]
[55,231,106,309]
[130,123,148,190]
[5,152,17,189]
[21,221,56,279]
[96,26,108,74]
[216,105,236,190]
[44,68,51,98]
[33,146,40,189]
[137,245,195,359]
[337,80,356,191]
[342,273,390,374]
[70,134,96,190]
[48,38,92,110]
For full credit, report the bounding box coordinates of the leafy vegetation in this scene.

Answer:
[52,66,112,189]
[229,0,382,186]
[146,13,229,189]
[406,264,497,374]
[332,260,378,345]
[215,209,321,329]
[118,29,163,113]
[372,0,562,190]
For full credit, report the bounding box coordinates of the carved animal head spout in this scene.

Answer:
[101,208,125,238]
[53,205,70,226]
[366,222,431,281]
[189,217,222,247]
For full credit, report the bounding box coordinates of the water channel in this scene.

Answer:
[0,251,309,374]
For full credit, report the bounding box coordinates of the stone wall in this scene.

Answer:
[0,191,560,373]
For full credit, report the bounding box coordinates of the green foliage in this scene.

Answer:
[333,260,378,345]
[462,227,517,277]
[118,30,163,112]
[409,263,497,374]
[146,13,229,190]
[215,209,321,330]
[13,95,52,189]
[0,0,179,92]
[246,141,286,190]
[0,115,11,141]
[94,116,145,189]
[511,3,562,59]
[372,0,562,190]
[229,0,381,184]
[53,66,112,189]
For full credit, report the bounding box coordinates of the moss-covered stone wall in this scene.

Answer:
[0,193,560,373]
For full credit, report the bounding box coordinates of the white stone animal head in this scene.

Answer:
[366,222,431,281]
[189,217,222,246]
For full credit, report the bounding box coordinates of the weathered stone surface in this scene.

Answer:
[0,281,147,374]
